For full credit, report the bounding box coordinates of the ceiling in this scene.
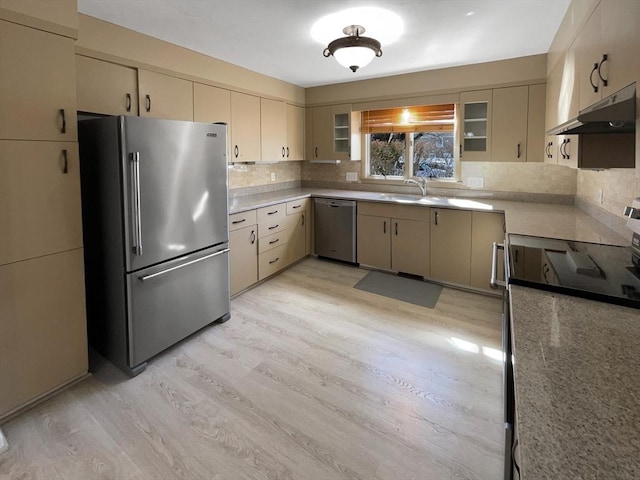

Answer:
[77,0,571,88]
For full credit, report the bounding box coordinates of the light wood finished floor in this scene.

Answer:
[0,258,504,480]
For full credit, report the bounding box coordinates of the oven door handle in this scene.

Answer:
[490,242,506,289]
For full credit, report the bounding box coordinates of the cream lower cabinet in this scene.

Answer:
[470,211,505,289]
[357,202,429,277]
[430,208,472,285]
[229,210,258,296]
[138,69,193,121]
[0,249,88,416]
[76,56,138,116]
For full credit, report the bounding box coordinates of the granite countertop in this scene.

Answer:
[229,187,628,245]
[509,286,640,479]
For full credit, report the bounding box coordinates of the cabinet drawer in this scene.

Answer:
[358,201,395,217]
[258,244,288,280]
[229,209,257,231]
[286,198,310,215]
[259,219,287,238]
[259,230,288,254]
[257,203,286,224]
[0,140,83,265]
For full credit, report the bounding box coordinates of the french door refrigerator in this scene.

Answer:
[79,116,230,376]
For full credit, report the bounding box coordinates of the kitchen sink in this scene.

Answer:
[378,193,438,204]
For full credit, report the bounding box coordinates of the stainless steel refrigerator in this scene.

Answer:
[79,116,230,376]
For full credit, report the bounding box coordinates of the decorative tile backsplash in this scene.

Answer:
[228,161,301,190]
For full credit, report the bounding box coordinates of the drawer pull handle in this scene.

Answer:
[232,219,246,224]
[269,257,280,265]
[268,224,279,230]
[269,238,279,245]
[292,205,301,209]
[267,210,279,215]
[383,221,386,234]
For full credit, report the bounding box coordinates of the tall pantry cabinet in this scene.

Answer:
[0,0,88,420]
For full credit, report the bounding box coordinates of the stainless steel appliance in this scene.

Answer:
[79,116,230,376]
[314,198,357,263]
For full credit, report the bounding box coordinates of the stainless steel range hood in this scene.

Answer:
[547,82,636,135]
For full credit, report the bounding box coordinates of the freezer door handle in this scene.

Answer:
[139,248,230,282]
[131,152,143,255]
[490,242,506,289]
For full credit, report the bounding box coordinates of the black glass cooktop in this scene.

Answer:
[507,234,640,309]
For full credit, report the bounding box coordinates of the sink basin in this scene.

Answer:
[378,193,437,204]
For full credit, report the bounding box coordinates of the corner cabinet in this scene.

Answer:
[286,104,305,161]
[306,104,361,161]
[460,90,492,161]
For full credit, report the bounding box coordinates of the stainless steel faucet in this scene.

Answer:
[403,176,428,196]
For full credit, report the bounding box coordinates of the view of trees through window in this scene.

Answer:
[369,131,455,179]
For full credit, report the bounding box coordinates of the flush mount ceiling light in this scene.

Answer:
[323,25,382,73]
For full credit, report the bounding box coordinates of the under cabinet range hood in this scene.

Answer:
[547,82,636,135]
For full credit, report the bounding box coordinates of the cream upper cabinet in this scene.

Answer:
[557,135,579,168]
[0,249,87,417]
[526,84,546,163]
[230,91,261,162]
[0,20,77,141]
[138,69,193,121]
[0,141,82,265]
[492,86,528,162]
[193,83,231,125]
[470,211,505,290]
[430,208,472,285]
[547,47,580,127]
[575,5,603,110]
[76,56,138,116]
[332,104,352,161]
[286,104,305,161]
[260,98,287,162]
[599,0,639,95]
[307,105,333,160]
[0,0,77,36]
[460,90,492,161]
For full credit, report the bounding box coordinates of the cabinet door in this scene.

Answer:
[391,218,429,277]
[492,86,528,162]
[332,104,352,161]
[357,215,391,270]
[286,104,305,161]
[0,141,82,265]
[229,225,257,296]
[430,208,472,285]
[0,20,77,141]
[470,212,505,289]
[310,105,333,160]
[193,83,231,125]
[258,244,288,281]
[526,84,546,163]
[0,249,87,416]
[260,98,286,162]
[138,69,193,121]
[230,91,261,162]
[286,212,306,265]
[575,5,603,109]
[460,90,492,161]
[600,0,640,95]
[76,56,138,116]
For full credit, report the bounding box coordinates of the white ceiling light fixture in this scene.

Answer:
[323,25,382,72]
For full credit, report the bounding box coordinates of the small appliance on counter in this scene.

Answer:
[79,116,231,376]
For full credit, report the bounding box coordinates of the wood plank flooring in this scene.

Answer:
[0,258,504,480]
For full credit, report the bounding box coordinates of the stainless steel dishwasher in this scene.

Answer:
[314,198,357,263]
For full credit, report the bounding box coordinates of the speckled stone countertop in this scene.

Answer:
[228,187,627,245]
[509,286,640,479]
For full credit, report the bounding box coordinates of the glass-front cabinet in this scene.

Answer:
[460,90,492,161]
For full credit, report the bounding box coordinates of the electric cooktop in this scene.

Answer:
[506,233,640,309]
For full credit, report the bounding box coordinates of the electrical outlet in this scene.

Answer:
[467,176,484,188]
[270,172,276,182]
[346,172,358,182]
[597,188,604,204]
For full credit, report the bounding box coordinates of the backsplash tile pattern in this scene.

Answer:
[228,161,301,190]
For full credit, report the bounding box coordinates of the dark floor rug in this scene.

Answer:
[353,271,443,308]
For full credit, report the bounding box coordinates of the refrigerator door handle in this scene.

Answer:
[138,248,230,282]
[131,151,143,255]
